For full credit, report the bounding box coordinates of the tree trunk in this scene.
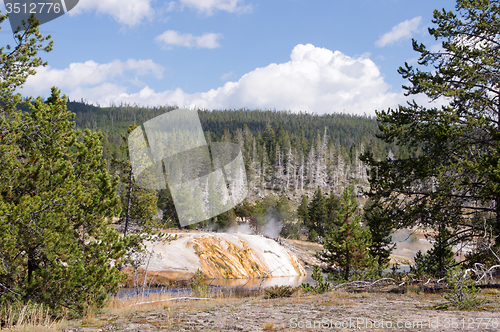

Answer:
[124,166,133,238]
[345,243,350,281]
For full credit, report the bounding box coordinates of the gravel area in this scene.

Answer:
[66,289,500,332]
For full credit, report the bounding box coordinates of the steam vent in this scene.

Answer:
[136,233,306,284]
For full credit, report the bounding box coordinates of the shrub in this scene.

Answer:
[264,285,295,299]
[190,269,211,298]
[307,229,319,242]
[301,265,333,293]
[443,267,481,310]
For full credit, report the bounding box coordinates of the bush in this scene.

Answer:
[301,265,333,293]
[307,229,319,242]
[443,267,481,310]
[411,246,455,278]
[264,285,295,299]
[280,222,302,240]
[190,269,211,298]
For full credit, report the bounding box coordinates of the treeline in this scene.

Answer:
[59,101,400,201]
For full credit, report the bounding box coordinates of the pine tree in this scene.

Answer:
[0,16,126,314]
[363,198,395,273]
[157,187,179,228]
[308,187,329,237]
[320,187,372,280]
[297,194,309,225]
[362,0,500,262]
[113,124,159,237]
[276,191,292,223]
[0,87,126,313]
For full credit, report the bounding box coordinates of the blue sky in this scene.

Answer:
[1,0,457,115]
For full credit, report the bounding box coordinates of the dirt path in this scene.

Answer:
[67,289,500,331]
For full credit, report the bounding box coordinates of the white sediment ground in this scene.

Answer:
[140,232,305,279]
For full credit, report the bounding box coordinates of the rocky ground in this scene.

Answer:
[60,230,496,332]
[65,288,500,332]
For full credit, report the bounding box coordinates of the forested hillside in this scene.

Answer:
[62,101,399,200]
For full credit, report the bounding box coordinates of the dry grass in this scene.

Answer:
[262,321,276,331]
[0,302,67,332]
[5,324,68,332]
[102,287,245,315]
[105,288,194,312]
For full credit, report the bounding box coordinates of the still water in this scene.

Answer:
[115,266,415,298]
[117,273,314,298]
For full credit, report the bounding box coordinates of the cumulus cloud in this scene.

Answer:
[22,44,408,115]
[22,59,163,100]
[69,0,155,26]
[376,17,422,47]
[155,30,222,49]
[169,0,252,15]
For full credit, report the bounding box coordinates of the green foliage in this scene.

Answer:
[0,16,172,316]
[280,221,301,240]
[463,244,500,268]
[307,229,319,242]
[363,198,394,273]
[320,187,372,280]
[361,0,500,260]
[264,285,295,299]
[443,267,481,310]
[0,16,125,315]
[412,247,455,279]
[0,88,126,314]
[276,191,293,223]
[190,269,210,298]
[112,124,175,273]
[411,223,456,278]
[157,187,180,228]
[60,99,397,209]
[297,194,309,225]
[113,124,159,233]
[308,187,329,237]
[233,199,254,223]
[214,209,237,230]
[252,194,279,231]
[0,15,52,114]
[301,265,333,294]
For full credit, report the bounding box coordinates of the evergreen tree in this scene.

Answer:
[113,124,159,237]
[276,191,292,223]
[412,222,456,278]
[363,198,394,273]
[308,187,329,237]
[362,0,500,263]
[297,194,309,225]
[0,87,126,313]
[233,199,254,224]
[157,187,180,228]
[320,187,372,280]
[0,16,126,314]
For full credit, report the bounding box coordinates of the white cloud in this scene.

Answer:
[22,59,163,99]
[173,0,252,15]
[155,30,222,49]
[376,17,422,47]
[69,0,155,26]
[21,44,410,115]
